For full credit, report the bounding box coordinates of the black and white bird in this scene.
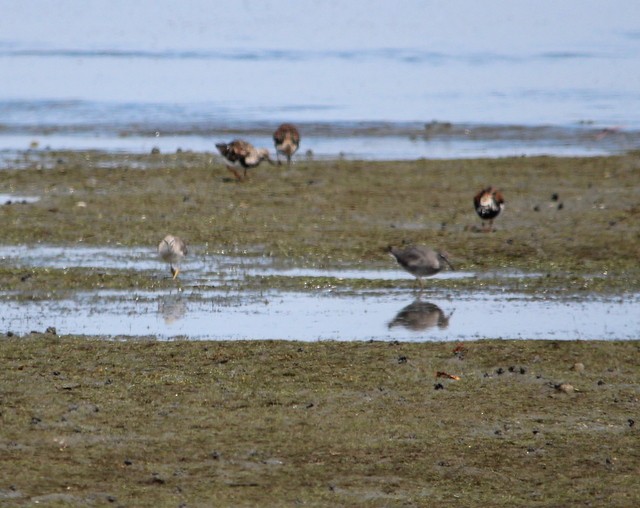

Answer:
[272,123,301,166]
[388,245,454,290]
[473,186,505,232]
[216,140,274,181]
[158,234,187,279]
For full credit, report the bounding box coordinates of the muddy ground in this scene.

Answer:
[1,337,639,506]
[0,149,639,506]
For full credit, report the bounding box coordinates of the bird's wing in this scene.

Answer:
[228,140,254,160]
[399,247,430,268]
[273,126,286,144]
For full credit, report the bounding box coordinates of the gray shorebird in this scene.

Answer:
[158,234,187,279]
[215,140,274,181]
[473,186,504,232]
[273,123,300,166]
[388,245,454,289]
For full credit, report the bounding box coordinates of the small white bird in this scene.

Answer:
[158,234,187,279]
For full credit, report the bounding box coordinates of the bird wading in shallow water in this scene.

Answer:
[158,234,187,279]
[272,123,301,166]
[215,140,274,181]
[473,186,505,232]
[388,245,454,290]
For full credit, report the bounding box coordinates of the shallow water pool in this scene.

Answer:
[1,244,637,341]
[1,288,637,341]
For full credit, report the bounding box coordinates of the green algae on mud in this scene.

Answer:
[1,149,639,295]
[0,336,638,506]
[0,266,167,296]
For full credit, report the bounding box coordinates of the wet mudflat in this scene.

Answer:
[1,337,638,506]
[0,150,639,505]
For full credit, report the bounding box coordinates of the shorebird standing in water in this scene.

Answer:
[388,245,454,290]
[473,186,504,232]
[158,234,187,279]
[272,123,300,166]
[215,140,274,181]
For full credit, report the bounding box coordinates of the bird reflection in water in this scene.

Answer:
[158,293,188,324]
[388,300,453,332]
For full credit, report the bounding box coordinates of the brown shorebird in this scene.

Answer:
[272,123,300,166]
[473,186,504,232]
[158,234,187,279]
[388,245,454,290]
[215,140,274,181]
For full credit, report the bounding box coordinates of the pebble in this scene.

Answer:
[555,383,575,394]
[571,362,585,372]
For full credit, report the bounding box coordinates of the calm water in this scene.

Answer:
[2,289,638,341]
[1,0,639,158]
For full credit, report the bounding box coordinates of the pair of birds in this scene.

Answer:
[387,186,505,288]
[157,232,454,289]
[157,232,455,291]
[158,236,456,290]
[216,123,301,181]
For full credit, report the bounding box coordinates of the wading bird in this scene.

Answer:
[473,186,504,232]
[272,123,301,166]
[216,140,274,181]
[388,245,454,290]
[158,234,187,279]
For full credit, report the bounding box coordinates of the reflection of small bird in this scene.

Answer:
[215,140,274,181]
[388,245,454,289]
[474,186,504,232]
[158,234,187,279]
[388,300,453,331]
[158,294,188,324]
[273,123,301,166]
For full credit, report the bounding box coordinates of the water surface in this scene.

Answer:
[1,288,637,342]
[1,0,639,158]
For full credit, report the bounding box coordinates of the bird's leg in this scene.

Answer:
[227,166,243,181]
[171,265,180,279]
[243,168,249,181]
[287,154,292,167]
